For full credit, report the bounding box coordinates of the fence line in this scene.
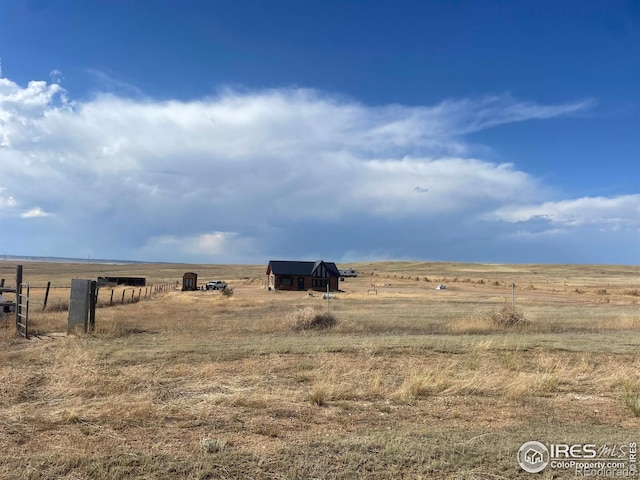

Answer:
[98,281,178,307]
[32,280,180,310]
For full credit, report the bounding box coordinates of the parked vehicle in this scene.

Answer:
[206,280,228,290]
[339,268,358,278]
[436,284,447,290]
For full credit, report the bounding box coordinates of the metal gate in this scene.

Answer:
[16,283,29,339]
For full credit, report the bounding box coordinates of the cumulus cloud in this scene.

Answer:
[0,72,633,263]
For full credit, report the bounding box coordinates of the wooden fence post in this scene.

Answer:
[88,281,96,333]
[42,281,51,311]
[15,265,22,331]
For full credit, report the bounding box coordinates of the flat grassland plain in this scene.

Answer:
[0,260,638,479]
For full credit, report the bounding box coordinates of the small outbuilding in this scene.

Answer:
[97,276,146,287]
[182,272,198,291]
[266,260,341,292]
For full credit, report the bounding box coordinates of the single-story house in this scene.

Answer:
[266,260,341,292]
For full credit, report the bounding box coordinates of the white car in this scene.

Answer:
[436,284,447,290]
[206,281,228,290]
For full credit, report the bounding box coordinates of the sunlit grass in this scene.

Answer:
[0,259,638,479]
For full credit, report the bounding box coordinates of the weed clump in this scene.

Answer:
[622,382,640,417]
[221,286,234,297]
[309,383,332,406]
[200,437,228,453]
[487,302,526,328]
[288,307,338,331]
[625,395,640,417]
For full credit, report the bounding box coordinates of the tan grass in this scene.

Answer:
[391,364,452,403]
[285,306,338,331]
[0,259,639,478]
[620,381,640,417]
[200,437,229,453]
[448,314,497,334]
[309,382,333,406]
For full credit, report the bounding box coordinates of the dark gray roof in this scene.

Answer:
[315,260,340,277]
[267,260,340,276]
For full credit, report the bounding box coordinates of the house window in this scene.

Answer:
[280,276,293,287]
[312,279,328,288]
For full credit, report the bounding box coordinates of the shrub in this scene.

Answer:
[307,312,338,330]
[288,307,338,331]
[200,437,228,453]
[221,286,234,297]
[622,383,640,418]
[625,395,640,417]
[309,383,332,406]
[487,302,526,327]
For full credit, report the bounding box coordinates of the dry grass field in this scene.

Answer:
[0,259,638,479]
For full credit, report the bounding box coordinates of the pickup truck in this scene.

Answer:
[206,281,228,290]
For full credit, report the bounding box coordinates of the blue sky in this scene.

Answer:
[0,0,638,264]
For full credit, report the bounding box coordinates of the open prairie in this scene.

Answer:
[0,260,639,479]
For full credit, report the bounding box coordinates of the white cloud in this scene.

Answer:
[49,69,63,83]
[135,231,261,263]
[492,194,640,229]
[140,231,233,255]
[434,95,596,135]
[84,69,144,97]
[0,77,68,148]
[21,207,50,218]
[1,73,633,263]
[0,78,64,110]
[0,188,16,208]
